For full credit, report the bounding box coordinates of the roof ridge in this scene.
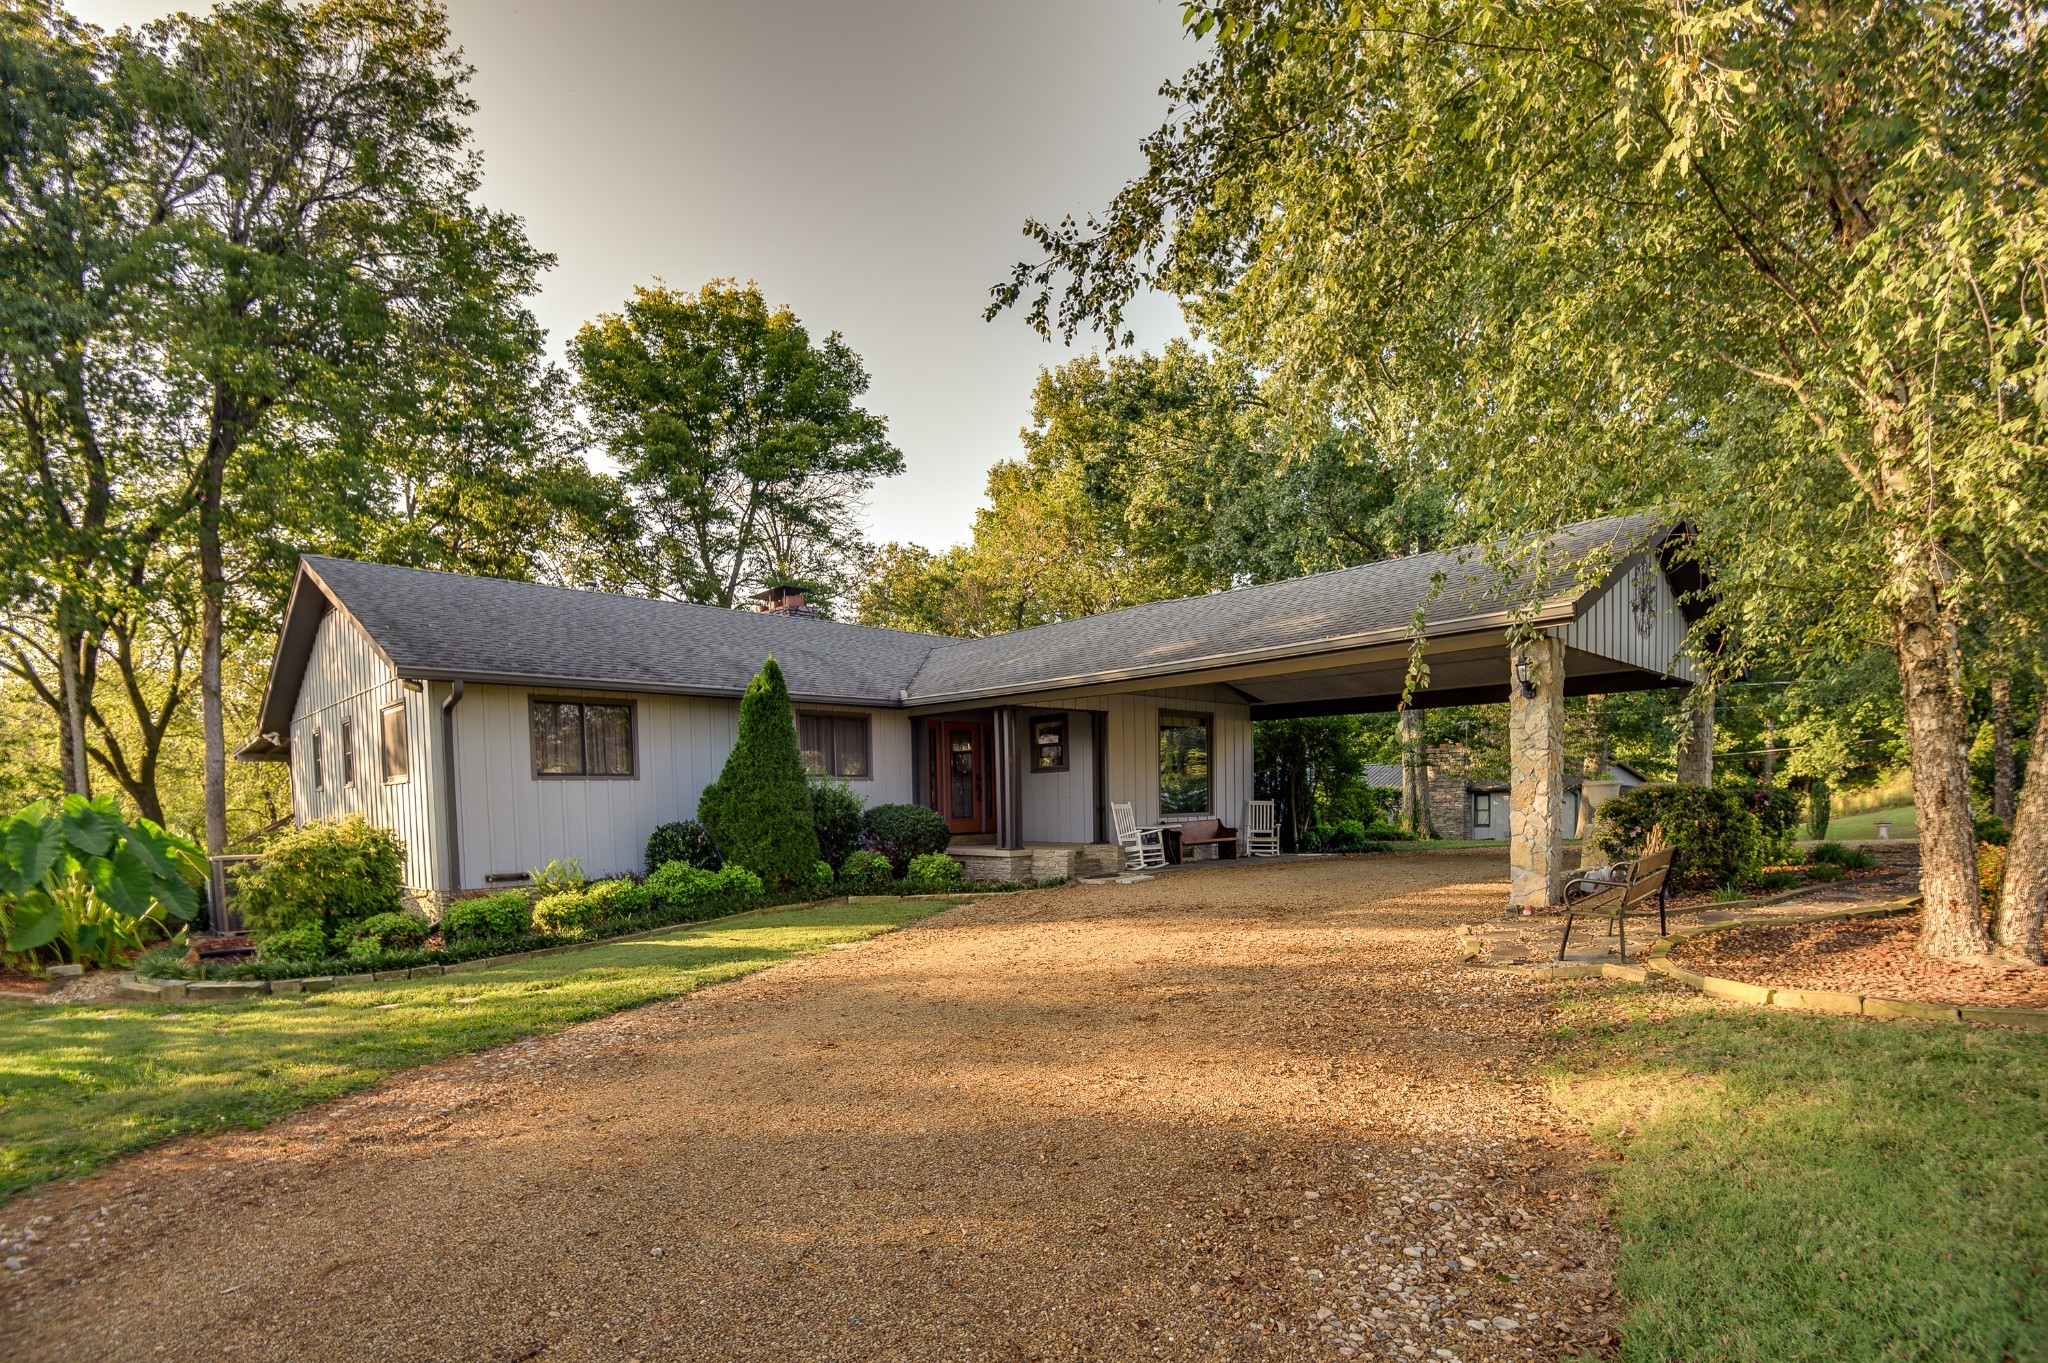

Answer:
[303,555,954,646]
[907,512,1658,653]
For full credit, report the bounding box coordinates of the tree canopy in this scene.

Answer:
[993,0,2048,961]
[571,279,903,613]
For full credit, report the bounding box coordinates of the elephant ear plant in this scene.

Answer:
[0,796,204,969]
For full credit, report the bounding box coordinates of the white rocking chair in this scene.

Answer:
[1244,799,1280,857]
[1111,801,1167,871]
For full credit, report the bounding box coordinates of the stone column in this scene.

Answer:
[1509,635,1567,910]
[1674,684,1715,786]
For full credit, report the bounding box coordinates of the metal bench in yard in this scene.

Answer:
[1557,846,1678,961]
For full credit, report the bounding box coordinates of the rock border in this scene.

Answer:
[1638,899,2048,1031]
[113,892,979,1004]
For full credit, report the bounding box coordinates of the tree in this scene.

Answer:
[858,344,1449,636]
[995,2,2048,961]
[697,658,820,889]
[571,280,903,613]
[1,1,604,846]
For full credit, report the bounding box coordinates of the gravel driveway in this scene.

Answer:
[1,852,1619,1362]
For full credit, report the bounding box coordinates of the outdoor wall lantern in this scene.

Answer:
[1514,655,1536,699]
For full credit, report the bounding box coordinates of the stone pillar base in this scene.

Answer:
[1509,635,1566,909]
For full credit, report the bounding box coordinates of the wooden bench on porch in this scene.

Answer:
[1171,817,1240,861]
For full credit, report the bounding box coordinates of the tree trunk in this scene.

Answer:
[56,624,92,798]
[1992,677,2016,825]
[1993,698,2048,964]
[1892,567,1989,960]
[1399,708,1433,838]
[200,411,232,856]
[1674,685,1714,785]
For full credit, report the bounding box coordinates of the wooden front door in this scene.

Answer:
[934,721,993,835]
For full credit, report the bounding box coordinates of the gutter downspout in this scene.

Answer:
[440,680,466,893]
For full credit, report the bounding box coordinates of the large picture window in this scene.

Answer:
[799,712,872,780]
[380,702,411,784]
[530,698,635,778]
[1158,712,1211,815]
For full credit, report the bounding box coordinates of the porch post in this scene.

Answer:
[1091,709,1109,844]
[1508,634,1566,909]
[995,707,1024,851]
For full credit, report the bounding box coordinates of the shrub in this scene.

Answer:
[1980,841,2007,908]
[258,922,328,962]
[1300,820,1389,854]
[339,910,430,954]
[586,878,653,919]
[234,815,405,935]
[697,658,821,889]
[810,780,866,868]
[1976,815,2011,847]
[1808,842,1878,871]
[532,889,605,935]
[644,861,763,920]
[860,803,950,873]
[805,860,835,896]
[530,857,588,893]
[1736,785,1803,857]
[906,852,963,889]
[440,891,532,943]
[0,796,203,969]
[840,850,894,893]
[1750,870,1804,894]
[1806,864,1845,883]
[1593,785,1765,891]
[645,820,721,873]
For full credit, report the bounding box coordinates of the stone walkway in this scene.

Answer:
[2,852,1620,1362]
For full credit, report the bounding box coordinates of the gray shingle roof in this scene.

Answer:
[252,514,1671,743]
[901,514,1667,701]
[302,557,940,704]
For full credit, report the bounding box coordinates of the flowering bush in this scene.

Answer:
[840,850,894,893]
[1593,785,1765,891]
[1735,785,1802,858]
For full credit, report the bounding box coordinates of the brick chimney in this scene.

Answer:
[750,583,821,618]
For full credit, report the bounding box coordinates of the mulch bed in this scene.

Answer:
[1670,910,2048,1010]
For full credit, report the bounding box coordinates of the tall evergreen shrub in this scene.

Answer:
[697,657,821,888]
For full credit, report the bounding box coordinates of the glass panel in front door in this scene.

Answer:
[949,729,976,820]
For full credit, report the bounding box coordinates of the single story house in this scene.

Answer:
[238,514,1703,906]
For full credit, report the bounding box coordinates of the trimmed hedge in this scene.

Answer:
[439,891,532,943]
[645,862,764,920]
[257,922,328,962]
[810,780,866,868]
[338,911,430,955]
[861,803,950,873]
[234,815,405,935]
[906,853,963,888]
[1593,784,1766,891]
[645,819,721,873]
[840,850,894,893]
[698,658,821,889]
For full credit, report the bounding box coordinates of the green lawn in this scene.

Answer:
[1817,803,1918,842]
[0,898,951,1201]
[1548,988,2048,1362]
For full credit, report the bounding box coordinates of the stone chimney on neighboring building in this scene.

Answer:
[749,582,822,618]
[1426,743,1473,838]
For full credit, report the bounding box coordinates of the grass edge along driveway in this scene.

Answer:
[0,898,953,1202]
[1546,985,2048,1363]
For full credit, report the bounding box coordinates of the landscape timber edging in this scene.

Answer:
[112,892,988,1005]
[1640,898,2048,1031]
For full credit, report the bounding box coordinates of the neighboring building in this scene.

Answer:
[237,515,1702,896]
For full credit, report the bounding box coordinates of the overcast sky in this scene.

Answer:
[68,0,1197,551]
